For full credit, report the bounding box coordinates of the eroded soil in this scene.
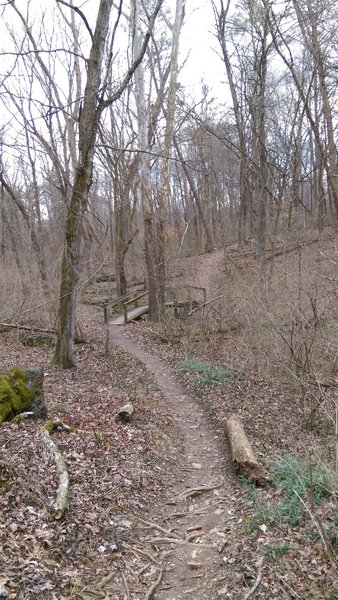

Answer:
[109,325,238,599]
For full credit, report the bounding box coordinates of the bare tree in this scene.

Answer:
[52,0,163,366]
[264,0,338,225]
[132,0,185,321]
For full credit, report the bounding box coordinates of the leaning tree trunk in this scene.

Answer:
[174,140,214,254]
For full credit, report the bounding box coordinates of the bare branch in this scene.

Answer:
[56,0,94,42]
[101,0,164,107]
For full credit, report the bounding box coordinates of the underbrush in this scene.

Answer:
[178,357,233,385]
[244,455,337,560]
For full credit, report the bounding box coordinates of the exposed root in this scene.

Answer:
[243,557,264,600]
[97,570,118,589]
[178,480,224,499]
[122,542,158,564]
[148,536,213,548]
[148,536,185,545]
[132,516,180,538]
[144,567,163,600]
[121,571,131,600]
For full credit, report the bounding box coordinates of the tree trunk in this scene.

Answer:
[155,0,185,318]
[54,0,114,367]
[174,139,214,253]
[54,0,162,366]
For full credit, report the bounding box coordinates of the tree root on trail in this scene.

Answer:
[177,480,224,499]
[144,567,163,600]
[147,536,214,548]
[41,428,69,519]
[122,542,159,564]
[243,557,264,599]
[121,571,131,600]
[165,509,208,520]
[97,570,118,590]
[148,536,186,545]
[132,516,178,538]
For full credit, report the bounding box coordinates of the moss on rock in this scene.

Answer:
[0,368,35,425]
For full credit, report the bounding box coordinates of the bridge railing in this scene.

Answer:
[104,284,206,323]
[123,291,149,324]
[165,284,206,314]
[103,287,145,323]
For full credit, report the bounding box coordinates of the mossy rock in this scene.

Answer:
[0,367,46,424]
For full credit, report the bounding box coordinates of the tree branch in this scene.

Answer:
[56,0,94,42]
[100,0,164,107]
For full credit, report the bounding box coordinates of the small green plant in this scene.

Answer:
[239,475,258,501]
[178,358,232,385]
[248,455,331,531]
[271,455,330,526]
[246,506,272,533]
[265,543,290,559]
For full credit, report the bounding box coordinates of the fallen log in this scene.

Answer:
[41,427,69,519]
[226,415,267,484]
[0,322,55,334]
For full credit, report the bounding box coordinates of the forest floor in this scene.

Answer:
[0,235,337,599]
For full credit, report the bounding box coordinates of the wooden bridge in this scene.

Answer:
[103,285,206,325]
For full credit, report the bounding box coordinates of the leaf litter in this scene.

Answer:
[0,247,337,599]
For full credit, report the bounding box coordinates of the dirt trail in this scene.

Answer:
[111,325,238,599]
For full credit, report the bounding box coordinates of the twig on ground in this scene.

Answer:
[267,566,300,598]
[293,490,336,563]
[121,571,131,600]
[243,557,264,600]
[97,570,117,589]
[122,542,158,564]
[144,567,163,600]
[137,562,151,578]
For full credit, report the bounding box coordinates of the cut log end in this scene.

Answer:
[116,402,134,422]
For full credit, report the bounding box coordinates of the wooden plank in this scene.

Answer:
[110,305,149,325]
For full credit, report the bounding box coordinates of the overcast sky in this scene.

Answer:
[180,0,227,104]
[0,0,228,109]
